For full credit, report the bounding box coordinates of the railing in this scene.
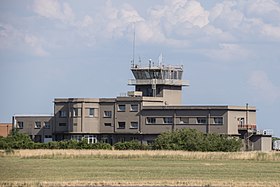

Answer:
[128,79,189,86]
[238,124,257,130]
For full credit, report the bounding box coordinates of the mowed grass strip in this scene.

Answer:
[1,150,280,186]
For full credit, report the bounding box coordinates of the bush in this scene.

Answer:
[0,129,34,149]
[153,129,242,152]
[0,130,112,150]
[91,142,112,150]
[114,140,149,150]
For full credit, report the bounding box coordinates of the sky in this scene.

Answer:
[0,0,280,137]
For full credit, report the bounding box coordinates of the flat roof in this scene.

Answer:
[54,98,100,103]
[142,105,256,111]
[13,114,53,117]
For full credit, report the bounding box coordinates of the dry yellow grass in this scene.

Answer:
[2,149,280,161]
[1,150,280,187]
[1,179,280,187]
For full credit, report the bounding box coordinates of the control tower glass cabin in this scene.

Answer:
[128,62,189,105]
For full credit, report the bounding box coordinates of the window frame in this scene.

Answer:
[117,122,126,129]
[104,123,112,127]
[34,121,41,129]
[163,117,173,124]
[59,111,67,118]
[103,111,112,118]
[130,104,138,112]
[17,121,24,129]
[117,105,126,112]
[213,117,223,125]
[59,123,66,127]
[146,117,156,124]
[44,122,50,129]
[89,108,95,117]
[130,122,139,129]
[73,108,79,117]
[196,117,207,124]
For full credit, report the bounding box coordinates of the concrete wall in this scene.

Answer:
[251,135,272,151]
[140,108,228,135]
[227,109,256,135]
[114,99,141,134]
[54,99,100,135]
[13,116,53,142]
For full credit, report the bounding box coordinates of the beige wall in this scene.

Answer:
[227,109,256,135]
[114,100,141,134]
[13,116,53,142]
[140,109,229,135]
[54,99,100,134]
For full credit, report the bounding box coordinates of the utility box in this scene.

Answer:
[273,140,280,150]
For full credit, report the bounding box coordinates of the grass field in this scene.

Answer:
[1,150,280,187]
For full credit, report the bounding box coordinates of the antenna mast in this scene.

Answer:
[132,23,136,68]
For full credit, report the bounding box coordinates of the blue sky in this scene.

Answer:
[0,0,280,137]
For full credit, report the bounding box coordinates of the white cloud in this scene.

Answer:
[33,0,75,23]
[203,43,252,62]
[248,70,280,102]
[24,35,48,56]
[261,24,280,39]
[245,0,280,23]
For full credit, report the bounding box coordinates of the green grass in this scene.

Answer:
[1,150,280,186]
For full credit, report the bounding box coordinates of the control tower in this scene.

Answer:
[128,61,189,105]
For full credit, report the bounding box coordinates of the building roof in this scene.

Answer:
[142,105,256,111]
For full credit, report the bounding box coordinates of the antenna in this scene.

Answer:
[131,23,136,68]
[158,52,163,66]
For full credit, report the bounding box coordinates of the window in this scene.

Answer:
[35,121,41,129]
[17,121,24,129]
[118,105,126,112]
[118,122,125,129]
[59,111,67,117]
[104,111,112,118]
[130,122,138,129]
[214,117,223,125]
[238,117,245,125]
[34,135,42,142]
[44,122,50,129]
[44,135,52,139]
[73,123,77,126]
[84,135,97,144]
[104,123,112,127]
[89,108,94,117]
[130,104,138,112]
[163,117,173,124]
[197,117,207,124]
[73,108,79,117]
[59,123,66,126]
[146,117,156,124]
[71,135,82,141]
[179,117,189,124]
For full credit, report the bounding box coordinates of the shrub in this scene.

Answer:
[114,140,149,150]
[90,142,112,150]
[153,129,242,152]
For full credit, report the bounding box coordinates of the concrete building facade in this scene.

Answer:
[12,62,272,151]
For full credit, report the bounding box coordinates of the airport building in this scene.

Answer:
[12,62,272,151]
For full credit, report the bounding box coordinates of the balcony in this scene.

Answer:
[238,124,257,130]
[128,79,189,86]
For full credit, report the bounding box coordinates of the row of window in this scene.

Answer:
[117,121,138,129]
[17,121,50,129]
[59,104,138,118]
[146,117,224,125]
[117,104,138,112]
[58,121,139,129]
[59,108,96,118]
